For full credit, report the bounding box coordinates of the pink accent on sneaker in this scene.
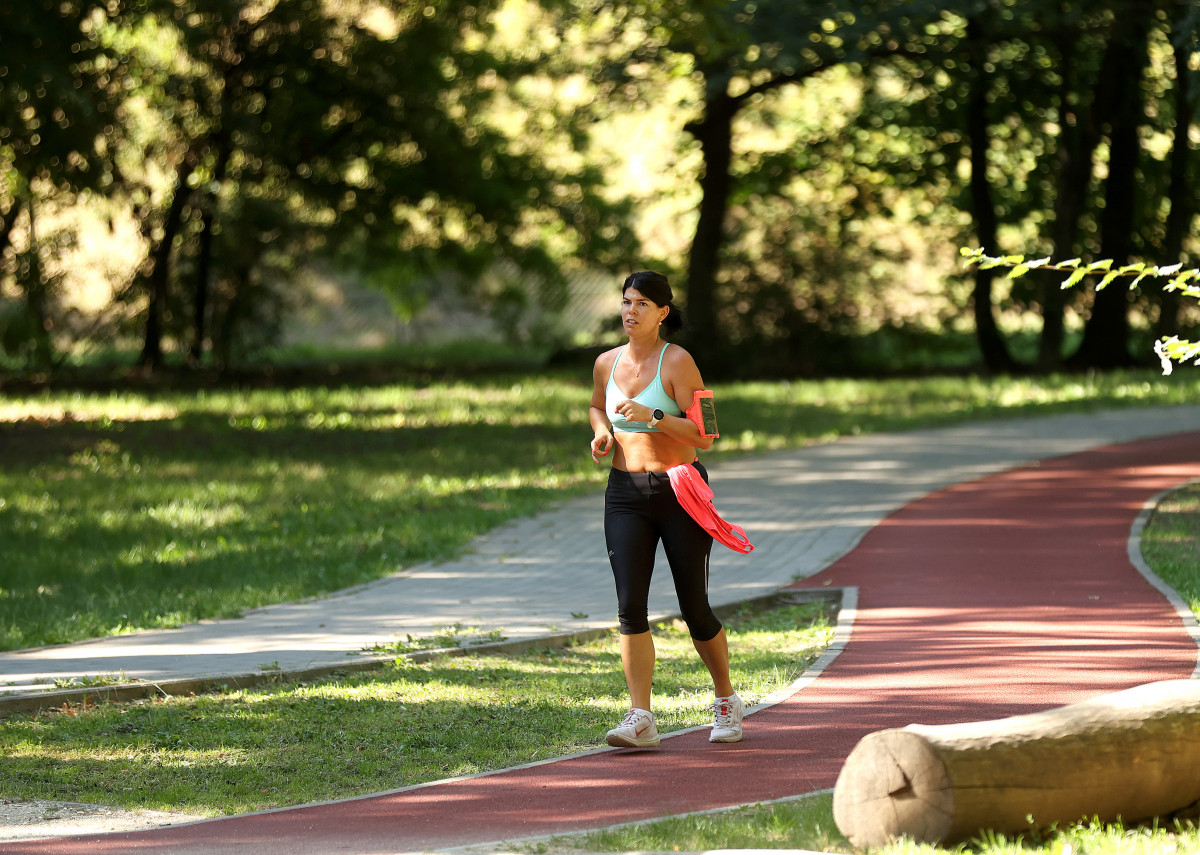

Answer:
[709,693,744,743]
[605,708,661,748]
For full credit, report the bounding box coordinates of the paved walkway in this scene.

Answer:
[3,407,1196,698]
[3,406,1200,853]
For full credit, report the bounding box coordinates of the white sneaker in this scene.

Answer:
[709,694,744,743]
[605,708,660,747]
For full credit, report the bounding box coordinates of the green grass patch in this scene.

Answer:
[538,792,1200,855]
[0,600,832,815]
[1140,481,1200,616]
[1,368,1197,651]
[540,792,849,853]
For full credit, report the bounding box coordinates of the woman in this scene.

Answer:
[588,270,743,748]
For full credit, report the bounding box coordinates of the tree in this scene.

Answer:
[77,0,631,370]
[0,0,123,366]
[845,0,1197,372]
[577,0,964,370]
[962,247,1200,374]
[1066,5,1154,369]
[963,13,1018,372]
[1153,1,1200,342]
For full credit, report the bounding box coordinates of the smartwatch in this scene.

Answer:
[648,408,664,428]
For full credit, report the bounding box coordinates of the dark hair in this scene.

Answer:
[622,271,684,336]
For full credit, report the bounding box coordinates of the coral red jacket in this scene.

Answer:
[667,463,754,554]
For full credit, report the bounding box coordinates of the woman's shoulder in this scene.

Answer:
[662,341,698,368]
[661,341,703,386]
[592,345,623,376]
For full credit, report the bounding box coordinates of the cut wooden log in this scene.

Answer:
[833,679,1200,847]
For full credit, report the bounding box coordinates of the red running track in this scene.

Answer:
[12,432,1200,855]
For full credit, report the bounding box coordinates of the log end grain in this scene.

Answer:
[832,681,1200,848]
[833,729,954,848]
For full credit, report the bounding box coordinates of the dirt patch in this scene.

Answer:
[0,798,206,843]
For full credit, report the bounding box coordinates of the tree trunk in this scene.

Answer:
[139,155,198,370]
[189,139,230,368]
[1155,26,1195,340]
[0,198,22,263]
[683,81,737,368]
[1038,17,1097,371]
[966,18,1018,373]
[833,679,1200,848]
[213,264,250,370]
[23,200,54,366]
[1069,16,1151,369]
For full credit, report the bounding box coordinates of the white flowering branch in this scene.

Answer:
[960,247,1200,375]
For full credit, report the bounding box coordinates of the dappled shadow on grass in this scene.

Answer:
[2,660,628,813]
[720,369,1200,451]
[6,682,606,813]
[0,468,576,648]
[0,606,833,814]
[1141,482,1200,611]
[0,400,603,650]
[0,414,582,470]
[0,474,572,650]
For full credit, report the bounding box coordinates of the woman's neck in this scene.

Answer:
[627,333,662,357]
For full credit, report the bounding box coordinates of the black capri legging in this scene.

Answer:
[604,462,721,641]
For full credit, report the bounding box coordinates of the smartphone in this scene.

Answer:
[687,390,719,438]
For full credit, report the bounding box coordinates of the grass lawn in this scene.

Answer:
[1,368,1197,651]
[1140,481,1200,616]
[0,600,833,816]
[544,797,1200,855]
[0,368,1197,852]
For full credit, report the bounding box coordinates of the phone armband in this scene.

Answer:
[686,390,719,438]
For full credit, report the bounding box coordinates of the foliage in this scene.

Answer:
[0,0,124,366]
[1,0,636,371]
[580,0,972,364]
[806,0,1198,372]
[961,247,1200,373]
[0,601,833,814]
[119,0,624,366]
[4,0,1200,378]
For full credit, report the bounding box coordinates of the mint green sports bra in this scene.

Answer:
[606,344,683,433]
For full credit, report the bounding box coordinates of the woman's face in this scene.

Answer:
[622,288,667,335]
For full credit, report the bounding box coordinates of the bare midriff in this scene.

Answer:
[612,431,696,474]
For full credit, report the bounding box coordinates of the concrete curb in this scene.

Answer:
[0,589,843,717]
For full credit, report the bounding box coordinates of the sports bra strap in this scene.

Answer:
[610,342,670,383]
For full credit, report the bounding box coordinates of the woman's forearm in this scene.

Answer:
[655,411,713,450]
[590,407,613,438]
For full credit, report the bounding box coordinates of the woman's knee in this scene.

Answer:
[680,607,722,642]
[612,565,653,635]
[618,612,652,635]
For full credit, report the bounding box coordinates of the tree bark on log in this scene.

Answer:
[833,680,1200,848]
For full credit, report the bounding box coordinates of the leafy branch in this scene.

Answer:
[960,247,1200,375]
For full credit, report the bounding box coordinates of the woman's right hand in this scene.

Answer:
[591,432,613,464]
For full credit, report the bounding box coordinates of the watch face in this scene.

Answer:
[653,409,664,421]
